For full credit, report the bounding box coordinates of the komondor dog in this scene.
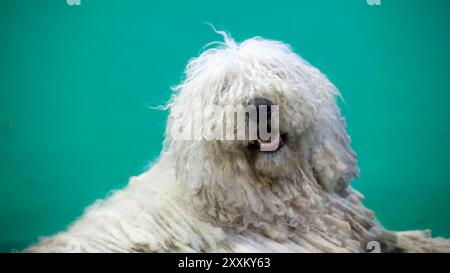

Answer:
[27,32,450,253]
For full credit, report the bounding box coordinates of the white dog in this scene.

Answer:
[27,32,450,253]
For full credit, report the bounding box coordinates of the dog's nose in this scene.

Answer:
[247,97,274,119]
[248,97,274,108]
[247,97,274,135]
[247,97,283,152]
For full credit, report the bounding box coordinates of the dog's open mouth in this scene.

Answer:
[248,133,287,153]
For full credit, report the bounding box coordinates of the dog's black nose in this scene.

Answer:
[247,97,274,119]
[248,97,274,108]
[247,97,275,135]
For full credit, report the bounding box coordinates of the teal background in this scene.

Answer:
[0,0,449,252]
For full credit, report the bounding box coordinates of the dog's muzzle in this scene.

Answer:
[247,97,286,153]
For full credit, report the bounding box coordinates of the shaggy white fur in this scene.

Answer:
[27,33,450,253]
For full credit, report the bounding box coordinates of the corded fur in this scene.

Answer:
[26,33,450,253]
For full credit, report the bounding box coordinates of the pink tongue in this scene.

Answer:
[257,132,280,152]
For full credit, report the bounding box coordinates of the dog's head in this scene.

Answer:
[164,33,359,223]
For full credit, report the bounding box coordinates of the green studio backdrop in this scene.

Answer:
[0,0,449,251]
